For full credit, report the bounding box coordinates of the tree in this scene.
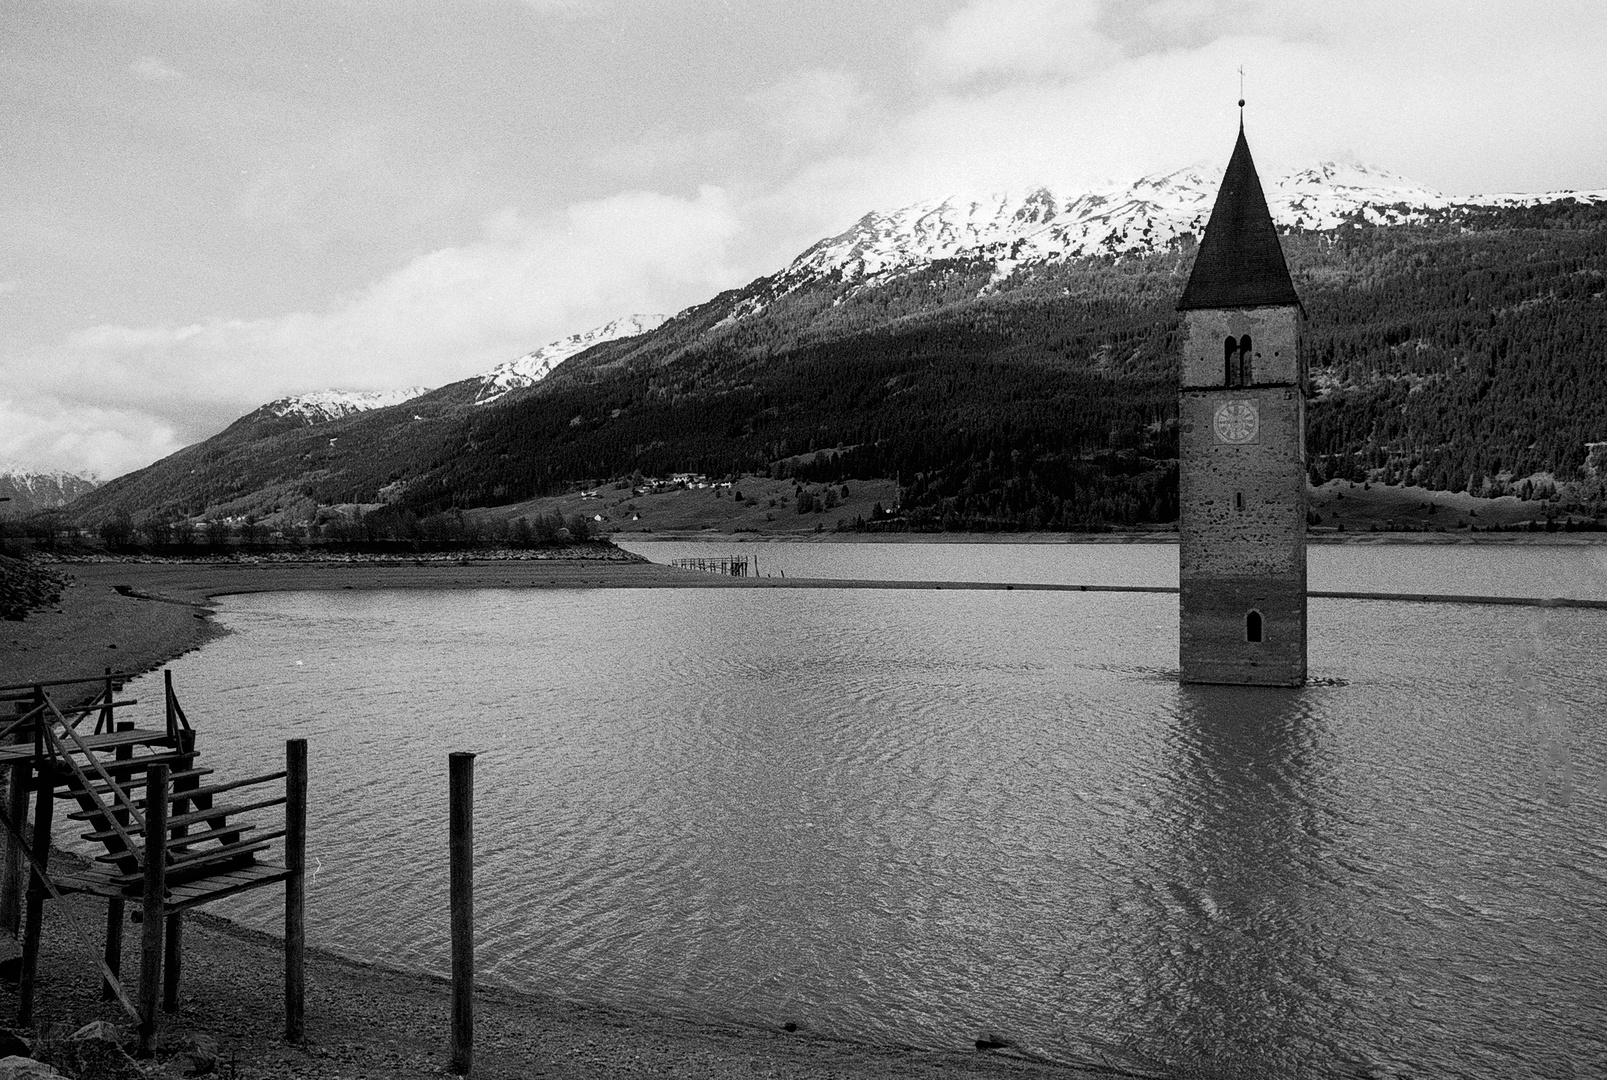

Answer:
[98,509,134,551]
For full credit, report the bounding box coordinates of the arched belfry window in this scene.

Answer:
[1245,610,1263,643]
[1224,336,1252,387]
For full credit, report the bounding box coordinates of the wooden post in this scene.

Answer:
[284,738,307,1043]
[164,669,176,742]
[17,760,53,1026]
[103,898,125,1001]
[138,764,168,1055]
[163,913,183,1012]
[0,707,30,935]
[100,717,135,1001]
[449,751,475,1076]
[100,667,115,735]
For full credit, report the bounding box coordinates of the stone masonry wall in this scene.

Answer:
[1179,304,1307,686]
[1180,306,1302,389]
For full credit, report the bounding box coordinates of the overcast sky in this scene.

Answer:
[5,0,1606,479]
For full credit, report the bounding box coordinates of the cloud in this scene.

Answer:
[9,185,745,476]
[130,56,186,82]
[752,0,1607,242]
[0,394,181,481]
[918,0,1116,84]
[749,69,870,145]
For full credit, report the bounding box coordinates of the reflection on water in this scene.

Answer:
[1121,687,1350,1076]
[93,556,1607,1079]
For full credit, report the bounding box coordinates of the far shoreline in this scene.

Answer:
[616,528,1607,545]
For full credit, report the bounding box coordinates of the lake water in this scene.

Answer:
[616,537,1607,600]
[102,543,1606,1079]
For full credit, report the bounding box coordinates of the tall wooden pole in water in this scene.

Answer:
[285,738,307,1042]
[449,752,475,1076]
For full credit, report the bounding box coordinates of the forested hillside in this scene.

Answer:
[396,202,1607,529]
[66,201,1607,533]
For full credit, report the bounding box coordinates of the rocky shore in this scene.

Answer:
[1,556,1073,1079]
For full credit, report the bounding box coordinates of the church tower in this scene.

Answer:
[1176,121,1306,686]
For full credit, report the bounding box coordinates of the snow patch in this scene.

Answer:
[778,162,1607,291]
[263,387,431,425]
[473,314,667,405]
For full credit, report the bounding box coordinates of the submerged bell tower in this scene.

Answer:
[1176,116,1306,686]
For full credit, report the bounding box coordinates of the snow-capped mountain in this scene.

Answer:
[0,468,101,514]
[473,314,667,405]
[254,387,432,425]
[786,162,1607,286]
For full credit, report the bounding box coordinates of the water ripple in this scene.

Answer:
[87,577,1607,1080]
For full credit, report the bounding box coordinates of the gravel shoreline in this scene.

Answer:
[2,556,1082,1079]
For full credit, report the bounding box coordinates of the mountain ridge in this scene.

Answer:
[0,469,102,516]
[57,162,1607,534]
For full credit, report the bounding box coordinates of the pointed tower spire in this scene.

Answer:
[1177,125,1300,311]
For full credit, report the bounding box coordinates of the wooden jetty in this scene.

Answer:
[670,555,750,577]
[0,671,306,1051]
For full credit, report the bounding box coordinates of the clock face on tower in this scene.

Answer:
[1213,399,1259,444]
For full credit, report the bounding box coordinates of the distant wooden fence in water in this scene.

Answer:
[671,556,750,577]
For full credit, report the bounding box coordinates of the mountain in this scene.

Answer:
[64,315,673,527]
[783,163,1607,287]
[66,163,1607,534]
[245,387,433,426]
[0,470,102,516]
[473,315,667,405]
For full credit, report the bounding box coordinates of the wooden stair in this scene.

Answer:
[1,673,295,904]
[1,670,307,1047]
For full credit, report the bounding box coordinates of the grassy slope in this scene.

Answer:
[464,474,1586,539]
[468,475,904,538]
[1309,479,1591,534]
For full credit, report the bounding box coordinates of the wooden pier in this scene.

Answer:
[670,555,750,577]
[0,671,306,1052]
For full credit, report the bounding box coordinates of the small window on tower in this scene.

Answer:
[1223,337,1237,386]
[1238,335,1253,385]
[1246,610,1263,643]
[1235,491,1244,512]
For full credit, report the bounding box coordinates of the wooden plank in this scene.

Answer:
[0,726,165,763]
[69,769,277,815]
[167,869,293,912]
[79,794,286,842]
[126,771,287,809]
[59,753,196,781]
[0,673,139,694]
[52,862,294,909]
[108,839,274,886]
[65,767,211,801]
[97,824,270,858]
